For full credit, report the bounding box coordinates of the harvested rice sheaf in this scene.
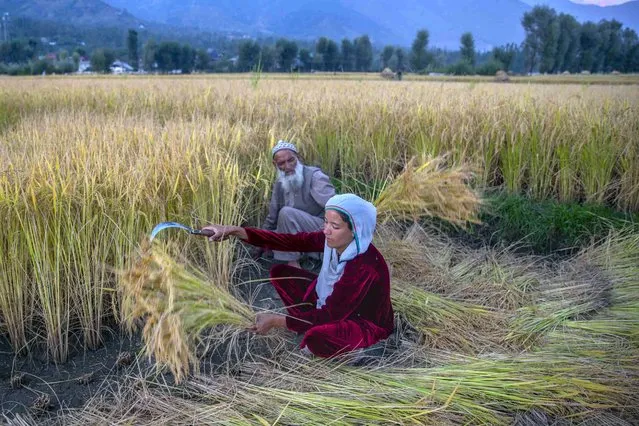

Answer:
[391,281,506,353]
[120,240,254,382]
[375,156,482,226]
[507,233,639,348]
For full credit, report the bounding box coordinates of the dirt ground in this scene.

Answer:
[0,330,143,418]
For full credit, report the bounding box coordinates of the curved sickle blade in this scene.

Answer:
[150,222,194,241]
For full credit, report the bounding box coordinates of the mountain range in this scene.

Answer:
[1,0,638,49]
[0,0,143,29]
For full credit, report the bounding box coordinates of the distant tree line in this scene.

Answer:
[0,38,78,75]
[1,5,638,75]
[404,6,639,75]
[0,15,252,75]
[232,35,375,72]
[520,5,638,74]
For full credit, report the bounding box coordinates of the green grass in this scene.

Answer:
[481,193,639,254]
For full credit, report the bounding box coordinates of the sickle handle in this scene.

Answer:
[191,228,215,237]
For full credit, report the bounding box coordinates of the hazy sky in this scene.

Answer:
[571,0,633,5]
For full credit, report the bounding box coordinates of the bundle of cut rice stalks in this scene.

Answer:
[391,280,506,353]
[193,354,638,425]
[120,240,254,382]
[564,232,639,346]
[374,156,482,226]
[378,223,542,311]
[507,232,639,348]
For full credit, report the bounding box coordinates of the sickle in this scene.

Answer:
[149,221,210,241]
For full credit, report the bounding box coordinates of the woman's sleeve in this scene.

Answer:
[244,227,325,253]
[285,264,378,333]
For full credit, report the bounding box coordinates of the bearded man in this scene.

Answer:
[262,140,335,269]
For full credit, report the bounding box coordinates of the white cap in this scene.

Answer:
[271,140,298,158]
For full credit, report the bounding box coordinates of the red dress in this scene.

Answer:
[245,227,394,357]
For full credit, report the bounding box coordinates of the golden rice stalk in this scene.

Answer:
[120,240,254,382]
[392,281,505,353]
[374,156,482,226]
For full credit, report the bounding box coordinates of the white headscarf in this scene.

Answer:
[315,194,377,308]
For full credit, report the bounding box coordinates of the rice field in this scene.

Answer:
[1,75,638,424]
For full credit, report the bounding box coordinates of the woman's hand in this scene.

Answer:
[249,313,286,335]
[201,225,244,242]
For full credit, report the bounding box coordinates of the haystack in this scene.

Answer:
[381,67,396,80]
[495,70,510,82]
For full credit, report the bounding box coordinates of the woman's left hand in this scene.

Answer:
[249,313,286,335]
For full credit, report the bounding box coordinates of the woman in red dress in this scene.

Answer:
[203,194,394,358]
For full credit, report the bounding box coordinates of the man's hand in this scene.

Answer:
[249,313,286,335]
[251,247,273,260]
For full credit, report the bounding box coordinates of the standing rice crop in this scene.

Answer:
[1,76,638,364]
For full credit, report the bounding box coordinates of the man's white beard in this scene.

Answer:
[279,162,304,193]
